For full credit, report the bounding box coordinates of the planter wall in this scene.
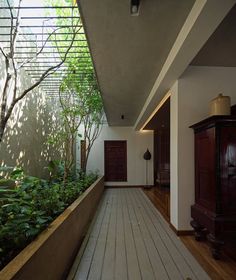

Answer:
[0,176,104,280]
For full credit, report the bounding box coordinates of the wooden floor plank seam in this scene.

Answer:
[69,193,108,280]
[87,195,113,280]
[125,189,156,280]
[116,189,129,280]
[133,189,188,279]
[74,192,110,280]
[138,190,204,277]
[113,190,119,280]
[95,195,114,280]
[136,189,209,280]
[129,189,179,279]
[137,190,200,279]
[124,190,145,278]
[135,189,189,279]
[126,189,170,280]
[101,190,118,279]
[120,189,142,280]
[70,188,210,280]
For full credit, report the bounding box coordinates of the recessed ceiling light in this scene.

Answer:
[131,0,140,16]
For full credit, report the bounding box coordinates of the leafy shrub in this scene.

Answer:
[0,166,98,269]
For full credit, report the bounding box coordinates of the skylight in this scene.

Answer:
[0,0,96,98]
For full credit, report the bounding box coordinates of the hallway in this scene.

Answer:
[68,188,209,280]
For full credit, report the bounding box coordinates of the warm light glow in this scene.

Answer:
[139,129,150,133]
[140,91,171,131]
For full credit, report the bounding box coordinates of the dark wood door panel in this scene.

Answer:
[195,128,216,211]
[104,141,127,182]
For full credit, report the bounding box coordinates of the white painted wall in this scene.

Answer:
[171,66,236,230]
[170,81,179,230]
[77,125,153,186]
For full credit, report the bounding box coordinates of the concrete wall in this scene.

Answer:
[0,58,63,178]
[77,125,153,186]
[171,66,236,230]
[0,2,64,178]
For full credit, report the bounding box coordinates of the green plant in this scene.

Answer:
[46,160,65,182]
[0,166,97,269]
[44,0,104,176]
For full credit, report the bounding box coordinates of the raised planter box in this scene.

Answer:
[0,176,104,280]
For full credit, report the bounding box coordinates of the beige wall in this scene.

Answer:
[171,66,236,230]
[0,58,63,178]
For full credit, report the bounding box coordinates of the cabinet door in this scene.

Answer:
[220,126,236,215]
[195,127,216,211]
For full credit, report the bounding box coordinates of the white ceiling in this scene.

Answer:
[78,0,195,126]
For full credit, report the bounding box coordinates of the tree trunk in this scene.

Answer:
[0,120,7,143]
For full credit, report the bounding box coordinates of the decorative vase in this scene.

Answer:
[143,149,151,188]
[143,149,151,160]
[210,94,231,116]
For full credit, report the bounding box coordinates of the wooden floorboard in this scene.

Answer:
[101,189,117,280]
[120,189,142,280]
[126,189,169,280]
[181,236,236,280]
[131,189,183,279]
[114,189,128,280]
[136,189,209,280]
[69,188,210,280]
[70,193,108,280]
[143,187,236,280]
[73,192,110,280]
[125,189,155,280]
[87,190,113,280]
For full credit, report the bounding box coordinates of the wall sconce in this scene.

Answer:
[131,0,140,16]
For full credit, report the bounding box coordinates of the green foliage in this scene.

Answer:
[46,160,65,181]
[44,0,104,175]
[0,166,97,269]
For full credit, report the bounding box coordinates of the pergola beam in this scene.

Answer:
[3,46,88,49]
[0,3,98,95]
[0,6,78,9]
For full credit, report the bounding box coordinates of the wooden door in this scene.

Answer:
[104,140,127,182]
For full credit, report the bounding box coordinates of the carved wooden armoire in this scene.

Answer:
[190,116,236,259]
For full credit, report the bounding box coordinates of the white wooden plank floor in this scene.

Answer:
[68,188,210,280]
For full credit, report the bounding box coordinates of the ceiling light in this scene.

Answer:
[131,0,140,16]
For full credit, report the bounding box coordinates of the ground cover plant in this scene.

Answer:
[0,165,97,270]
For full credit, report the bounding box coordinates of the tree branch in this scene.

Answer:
[0,15,82,142]
[0,47,7,59]
[18,26,68,69]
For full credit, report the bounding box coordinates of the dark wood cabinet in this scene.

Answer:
[190,116,236,259]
